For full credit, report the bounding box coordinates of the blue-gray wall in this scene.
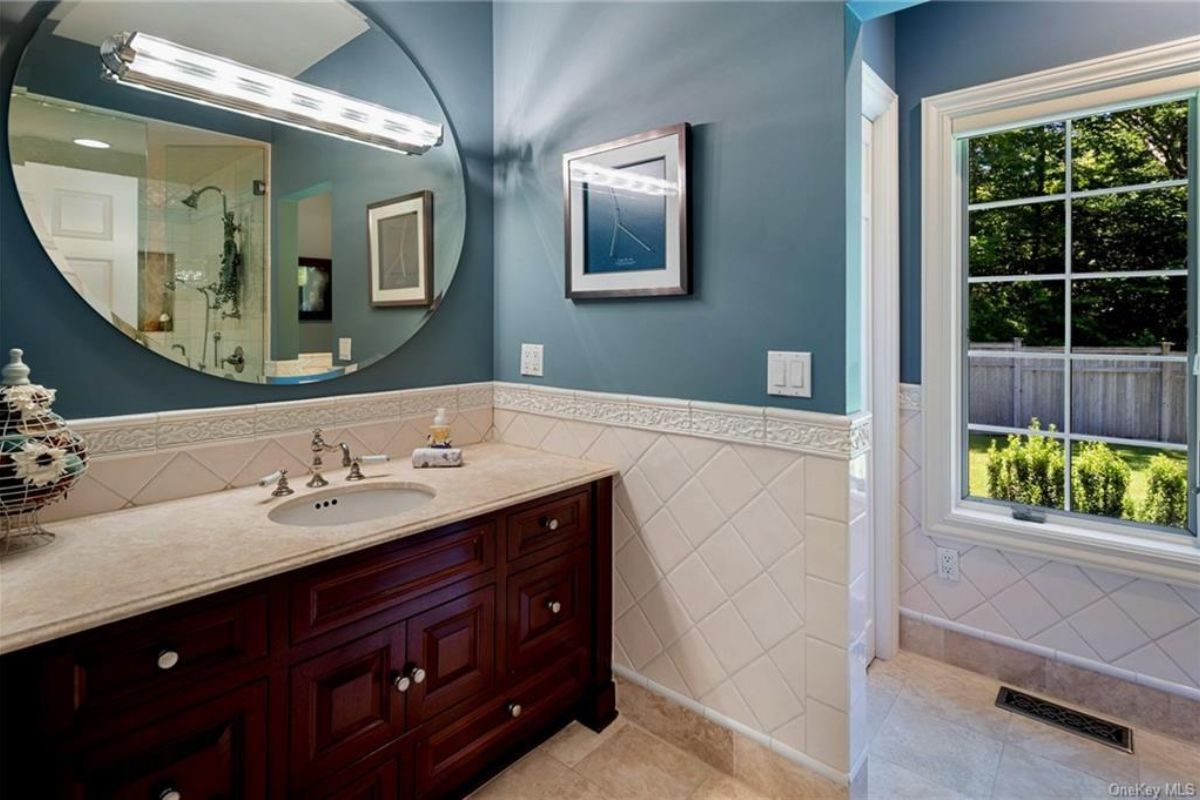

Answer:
[861,13,895,87]
[0,0,494,418]
[492,1,854,414]
[894,0,1200,383]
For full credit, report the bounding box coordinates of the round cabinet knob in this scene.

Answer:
[546,600,562,615]
[159,788,182,800]
[540,516,560,531]
[412,667,427,685]
[393,674,412,693]
[156,649,180,671]
[507,702,522,718]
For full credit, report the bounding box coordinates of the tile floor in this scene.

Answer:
[472,651,1200,799]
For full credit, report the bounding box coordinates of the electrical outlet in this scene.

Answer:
[338,337,352,362]
[936,547,959,582]
[520,343,544,377]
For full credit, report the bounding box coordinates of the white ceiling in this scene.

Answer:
[48,0,370,78]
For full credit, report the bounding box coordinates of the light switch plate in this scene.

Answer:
[338,337,352,362]
[767,351,811,397]
[520,343,544,377]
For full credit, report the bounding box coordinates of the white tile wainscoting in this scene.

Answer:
[897,383,1200,707]
[492,383,873,782]
[43,383,494,521]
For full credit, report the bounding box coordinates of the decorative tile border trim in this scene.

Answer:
[69,380,867,459]
[614,664,850,787]
[72,382,494,458]
[899,607,1200,703]
[898,382,922,411]
[495,383,871,460]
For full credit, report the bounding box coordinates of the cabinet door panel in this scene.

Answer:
[507,549,590,674]
[290,626,406,787]
[59,682,267,799]
[405,586,495,726]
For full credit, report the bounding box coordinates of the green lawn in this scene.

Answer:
[967,434,1187,513]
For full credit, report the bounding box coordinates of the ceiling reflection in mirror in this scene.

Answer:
[9,1,466,384]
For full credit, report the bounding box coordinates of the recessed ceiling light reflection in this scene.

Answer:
[73,138,111,149]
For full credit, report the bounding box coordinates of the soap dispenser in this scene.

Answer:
[428,407,452,449]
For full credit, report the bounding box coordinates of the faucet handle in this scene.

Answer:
[259,469,295,497]
[346,455,389,482]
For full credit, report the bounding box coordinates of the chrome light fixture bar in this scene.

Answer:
[100,32,442,155]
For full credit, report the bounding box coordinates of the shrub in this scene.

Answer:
[1071,441,1131,519]
[1140,454,1188,528]
[985,419,1064,509]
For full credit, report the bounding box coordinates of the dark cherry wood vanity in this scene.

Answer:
[0,478,616,799]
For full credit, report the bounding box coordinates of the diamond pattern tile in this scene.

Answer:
[640,437,692,501]
[897,405,1199,695]
[732,493,800,565]
[698,524,763,595]
[666,479,725,546]
[733,655,804,732]
[697,448,761,517]
[734,574,801,649]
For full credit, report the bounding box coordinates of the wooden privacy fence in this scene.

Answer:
[969,343,1188,445]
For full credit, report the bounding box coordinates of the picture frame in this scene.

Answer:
[562,123,690,299]
[297,257,332,321]
[367,189,433,307]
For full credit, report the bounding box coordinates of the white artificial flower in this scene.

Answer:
[11,441,67,487]
[4,385,56,417]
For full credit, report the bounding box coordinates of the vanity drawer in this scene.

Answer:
[50,591,269,730]
[506,549,590,675]
[57,681,268,799]
[414,651,586,798]
[505,489,590,562]
[291,521,496,643]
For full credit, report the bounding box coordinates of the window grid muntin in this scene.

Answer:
[963,97,1194,533]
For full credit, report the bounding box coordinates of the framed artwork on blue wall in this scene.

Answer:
[563,123,690,298]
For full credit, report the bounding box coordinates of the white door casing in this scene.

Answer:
[863,64,900,661]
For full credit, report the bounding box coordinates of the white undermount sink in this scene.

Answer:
[269,483,436,527]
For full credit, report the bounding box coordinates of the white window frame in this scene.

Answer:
[921,36,1200,588]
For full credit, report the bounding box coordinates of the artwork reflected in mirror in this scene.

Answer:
[368,190,433,308]
[8,0,467,385]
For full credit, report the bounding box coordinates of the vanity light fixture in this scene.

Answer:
[569,161,679,197]
[99,31,443,155]
[72,138,111,149]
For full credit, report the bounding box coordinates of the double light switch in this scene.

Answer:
[767,351,811,398]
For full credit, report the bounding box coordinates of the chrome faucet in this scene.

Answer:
[307,430,357,487]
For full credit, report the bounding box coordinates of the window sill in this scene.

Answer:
[928,501,1200,588]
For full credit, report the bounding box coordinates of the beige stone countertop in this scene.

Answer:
[0,443,617,655]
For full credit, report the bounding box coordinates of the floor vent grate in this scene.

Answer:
[995,686,1133,753]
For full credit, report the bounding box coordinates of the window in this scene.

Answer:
[920,39,1200,584]
[963,98,1194,535]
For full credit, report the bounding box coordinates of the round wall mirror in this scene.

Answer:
[9,1,466,384]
